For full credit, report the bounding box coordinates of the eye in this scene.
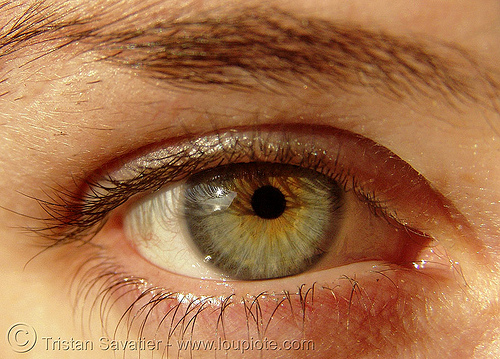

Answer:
[124,155,430,282]
[68,124,463,286]
[36,124,472,355]
[125,162,346,280]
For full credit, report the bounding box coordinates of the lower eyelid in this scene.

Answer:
[75,231,458,357]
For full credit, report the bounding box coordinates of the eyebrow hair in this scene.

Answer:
[1,1,499,109]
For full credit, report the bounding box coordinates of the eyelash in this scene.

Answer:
[75,253,322,345]
[31,126,410,249]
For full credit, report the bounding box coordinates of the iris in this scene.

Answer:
[183,163,344,280]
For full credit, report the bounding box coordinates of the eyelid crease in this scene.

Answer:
[32,124,474,253]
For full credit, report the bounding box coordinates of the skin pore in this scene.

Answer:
[0,0,500,358]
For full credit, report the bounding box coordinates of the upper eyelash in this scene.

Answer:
[28,128,418,248]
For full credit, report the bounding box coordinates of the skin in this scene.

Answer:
[0,0,499,358]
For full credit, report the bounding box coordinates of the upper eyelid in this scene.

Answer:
[33,125,475,249]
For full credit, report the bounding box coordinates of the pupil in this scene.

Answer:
[251,185,287,219]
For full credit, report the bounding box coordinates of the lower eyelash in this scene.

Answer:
[72,250,430,359]
[75,257,320,347]
[57,215,467,358]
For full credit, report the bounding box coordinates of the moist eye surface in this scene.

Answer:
[183,162,344,280]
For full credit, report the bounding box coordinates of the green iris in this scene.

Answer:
[183,162,344,280]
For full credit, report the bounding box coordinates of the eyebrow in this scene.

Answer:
[1,1,499,108]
